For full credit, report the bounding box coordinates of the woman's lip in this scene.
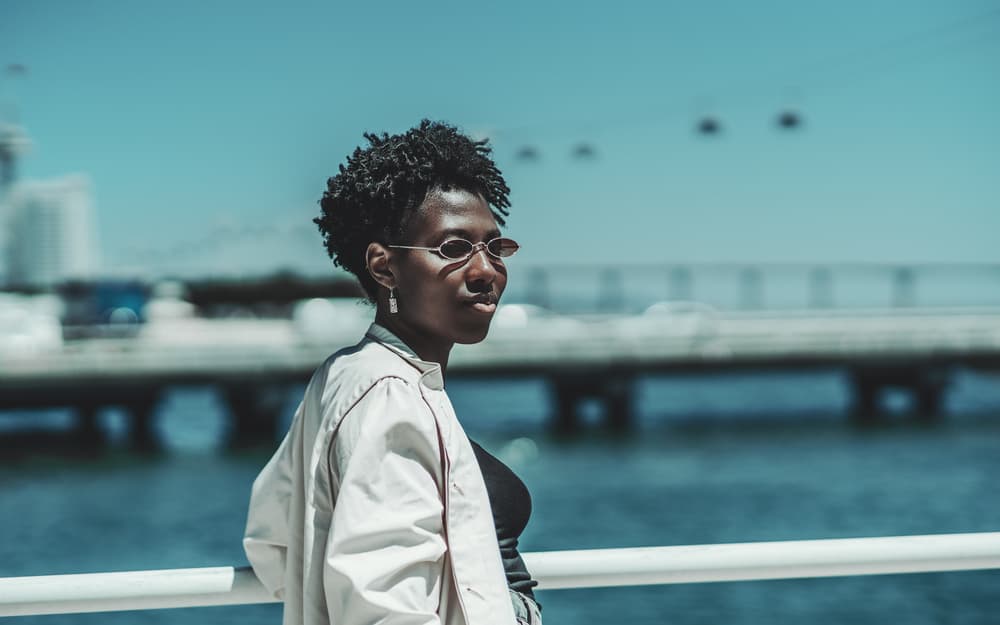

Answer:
[465,301,497,314]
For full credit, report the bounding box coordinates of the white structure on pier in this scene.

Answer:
[4,173,100,289]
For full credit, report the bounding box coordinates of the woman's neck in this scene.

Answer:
[374,310,452,374]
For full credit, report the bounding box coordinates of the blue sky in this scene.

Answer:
[2,0,998,278]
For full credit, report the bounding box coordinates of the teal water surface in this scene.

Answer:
[2,370,999,624]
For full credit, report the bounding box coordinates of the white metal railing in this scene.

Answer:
[2,532,999,617]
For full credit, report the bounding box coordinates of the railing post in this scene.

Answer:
[739,266,763,310]
[892,266,916,308]
[597,268,624,313]
[808,266,834,308]
[527,268,550,310]
[669,265,693,301]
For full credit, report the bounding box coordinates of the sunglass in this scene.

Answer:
[389,237,520,261]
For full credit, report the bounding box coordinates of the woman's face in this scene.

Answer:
[388,188,508,351]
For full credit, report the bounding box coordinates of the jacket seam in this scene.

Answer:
[323,374,414,490]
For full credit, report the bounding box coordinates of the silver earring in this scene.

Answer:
[389,287,398,314]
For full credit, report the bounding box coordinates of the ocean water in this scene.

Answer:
[2,369,1000,624]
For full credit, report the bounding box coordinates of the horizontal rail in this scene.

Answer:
[2,532,999,616]
[525,531,1000,589]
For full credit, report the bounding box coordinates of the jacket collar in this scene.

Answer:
[365,323,445,390]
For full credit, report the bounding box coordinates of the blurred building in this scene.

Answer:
[0,121,34,285]
[4,174,100,289]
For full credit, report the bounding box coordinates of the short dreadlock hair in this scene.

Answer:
[315,120,511,300]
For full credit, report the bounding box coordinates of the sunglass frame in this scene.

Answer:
[389,237,519,261]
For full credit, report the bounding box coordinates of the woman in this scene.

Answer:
[244,120,542,625]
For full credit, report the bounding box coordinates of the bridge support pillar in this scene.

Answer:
[222,385,286,448]
[605,376,633,432]
[849,366,950,424]
[127,392,163,452]
[75,404,105,448]
[550,374,635,434]
[914,382,947,423]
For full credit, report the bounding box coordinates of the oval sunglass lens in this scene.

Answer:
[489,238,519,257]
[439,239,473,259]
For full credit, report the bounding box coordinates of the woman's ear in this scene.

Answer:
[365,242,395,290]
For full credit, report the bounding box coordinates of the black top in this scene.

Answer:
[469,439,539,601]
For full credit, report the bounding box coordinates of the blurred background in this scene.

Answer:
[1,1,999,623]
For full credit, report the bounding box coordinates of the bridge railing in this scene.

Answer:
[2,532,999,617]
[507,262,1000,314]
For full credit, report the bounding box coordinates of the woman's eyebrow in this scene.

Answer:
[438,228,501,240]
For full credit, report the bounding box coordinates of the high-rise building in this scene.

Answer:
[5,174,100,289]
[0,122,33,285]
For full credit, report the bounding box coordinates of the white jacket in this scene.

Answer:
[244,323,517,625]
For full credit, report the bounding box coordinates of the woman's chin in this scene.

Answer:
[452,321,493,345]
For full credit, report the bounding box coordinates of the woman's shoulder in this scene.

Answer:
[315,341,441,463]
[299,337,426,429]
[319,337,423,388]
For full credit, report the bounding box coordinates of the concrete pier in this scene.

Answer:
[3,306,1000,443]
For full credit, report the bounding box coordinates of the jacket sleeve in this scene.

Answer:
[324,377,447,625]
[243,400,301,599]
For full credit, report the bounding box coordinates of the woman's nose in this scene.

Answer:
[464,246,498,283]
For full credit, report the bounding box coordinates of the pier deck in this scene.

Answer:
[3,306,1000,441]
